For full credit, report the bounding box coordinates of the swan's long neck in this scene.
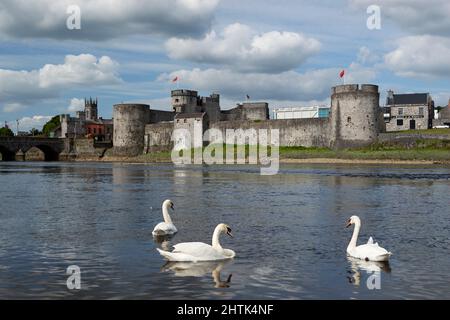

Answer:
[162,204,172,224]
[347,220,361,251]
[212,226,223,250]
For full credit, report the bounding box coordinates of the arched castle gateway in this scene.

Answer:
[113,84,382,156]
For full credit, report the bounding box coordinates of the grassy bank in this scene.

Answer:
[129,139,450,164]
[279,139,450,161]
[388,128,450,135]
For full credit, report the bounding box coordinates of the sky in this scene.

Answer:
[0,0,449,132]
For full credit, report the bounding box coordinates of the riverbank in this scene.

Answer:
[95,156,442,165]
[94,142,450,165]
[70,131,450,165]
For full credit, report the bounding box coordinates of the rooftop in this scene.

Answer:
[388,93,429,105]
[175,112,206,119]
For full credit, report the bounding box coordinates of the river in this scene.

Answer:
[0,162,449,299]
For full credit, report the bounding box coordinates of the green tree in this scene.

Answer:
[30,128,42,136]
[42,115,61,137]
[0,126,14,137]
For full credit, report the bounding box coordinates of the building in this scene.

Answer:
[431,99,450,128]
[55,98,114,141]
[85,118,114,141]
[113,84,382,157]
[273,106,330,120]
[173,113,208,150]
[385,90,434,132]
[59,113,85,138]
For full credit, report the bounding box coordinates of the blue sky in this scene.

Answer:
[1,0,449,131]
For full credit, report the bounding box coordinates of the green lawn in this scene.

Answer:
[389,128,450,135]
[279,140,450,161]
[134,139,450,163]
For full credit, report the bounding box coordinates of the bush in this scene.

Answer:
[42,115,61,137]
[0,127,14,137]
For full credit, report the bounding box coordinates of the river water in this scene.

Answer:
[0,162,449,299]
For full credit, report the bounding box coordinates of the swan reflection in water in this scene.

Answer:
[161,260,233,288]
[347,256,391,286]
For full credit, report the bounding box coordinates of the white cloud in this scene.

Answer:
[3,103,26,113]
[67,98,85,112]
[0,54,120,107]
[39,55,120,88]
[357,46,379,65]
[166,23,321,73]
[349,0,450,37]
[0,0,219,40]
[16,115,53,132]
[384,35,450,78]
[159,64,376,101]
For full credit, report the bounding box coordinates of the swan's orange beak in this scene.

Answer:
[170,203,174,210]
[345,220,352,228]
[226,227,233,238]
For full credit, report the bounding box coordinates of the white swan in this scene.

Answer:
[152,200,177,236]
[346,216,392,262]
[157,223,235,262]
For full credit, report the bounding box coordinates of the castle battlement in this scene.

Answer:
[171,89,198,97]
[332,84,379,95]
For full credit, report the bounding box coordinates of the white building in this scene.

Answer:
[273,106,330,120]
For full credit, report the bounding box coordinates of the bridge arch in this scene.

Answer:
[22,145,60,161]
[0,137,67,161]
[0,145,16,161]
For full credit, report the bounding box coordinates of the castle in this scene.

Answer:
[56,98,113,141]
[112,84,382,156]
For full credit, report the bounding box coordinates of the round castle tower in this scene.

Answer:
[329,84,380,148]
[113,104,150,156]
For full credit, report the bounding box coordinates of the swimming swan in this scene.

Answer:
[346,216,392,262]
[152,200,177,236]
[157,223,235,262]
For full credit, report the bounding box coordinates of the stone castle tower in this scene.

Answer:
[329,84,380,149]
[85,97,98,121]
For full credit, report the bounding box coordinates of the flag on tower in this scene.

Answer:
[339,70,345,78]
[172,76,179,83]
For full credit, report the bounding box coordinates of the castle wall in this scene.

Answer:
[221,103,269,122]
[201,98,221,123]
[241,103,270,120]
[221,108,242,121]
[173,114,208,150]
[144,122,173,152]
[149,110,175,123]
[210,118,330,147]
[74,138,107,159]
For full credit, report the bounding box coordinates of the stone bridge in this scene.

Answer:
[0,137,71,161]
